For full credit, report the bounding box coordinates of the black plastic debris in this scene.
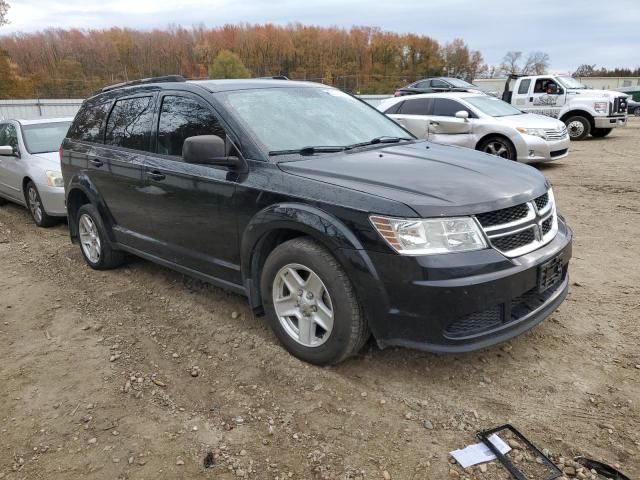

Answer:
[477,424,562,480]
[575,457,630,480]
[203,451,215,469]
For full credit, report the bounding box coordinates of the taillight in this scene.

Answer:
[394,91,401,97]
[59,145,63,162]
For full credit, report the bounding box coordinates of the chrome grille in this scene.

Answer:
[544,126,568,140]
[475,190,558,258]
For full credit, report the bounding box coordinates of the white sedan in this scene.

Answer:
[378,92,570,163]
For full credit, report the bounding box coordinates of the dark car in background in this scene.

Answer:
[60,76,572,365]
[394,77,486,97]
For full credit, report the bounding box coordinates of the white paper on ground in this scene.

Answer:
[450,434,511,469]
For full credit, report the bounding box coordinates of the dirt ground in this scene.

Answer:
[1,119,639,480]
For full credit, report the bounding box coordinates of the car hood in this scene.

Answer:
[494,113,565,129]
[277,141,549,218]
[31,151,62,167]
[568,88,626,98]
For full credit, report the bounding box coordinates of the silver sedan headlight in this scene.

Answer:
[516,127,547,140]
[46,170,64,188]
[370,216,487,255]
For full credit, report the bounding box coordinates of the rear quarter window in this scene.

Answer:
[67,101,112,143]
[383,101,403,114]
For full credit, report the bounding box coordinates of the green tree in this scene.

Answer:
[208,50,250,79]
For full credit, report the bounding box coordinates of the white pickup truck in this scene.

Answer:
[502,75,628,140]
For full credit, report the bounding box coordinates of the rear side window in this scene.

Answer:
[156,95,226,157]
[399,98,432,115]
[105,96,155,151]
[518,79,531,94]
[383,101,403,114]
[432,98,473,117]
[67,102,111,143]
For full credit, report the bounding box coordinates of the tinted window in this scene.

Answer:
[399,98,432,115]
[384,101,403,114]
[0,124,18,150]
[23,122,71,154]
[105,96,154,151]
[432,98,472,117]
[68,102,111,143]
[157,96,226,157]
[414,81,431,88]
[518,79,531,94]
[431,79,449,88]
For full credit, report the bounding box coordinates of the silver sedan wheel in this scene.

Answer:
[635,108,640,117]
[483,140,509,158]
[567,120,585,138]
[78,213,101,264]
[27,186,43,223]
[272,263,334,347]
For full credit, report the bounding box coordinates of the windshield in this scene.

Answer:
[447,78,475,88]
[22,121,71,154]
[217,87,411,154]
[557,76,587,89]
[464,96,524,117]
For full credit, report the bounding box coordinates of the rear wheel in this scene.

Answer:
[591,128,613,138]
[0,196,7,206]
[564,115,591,140]
[477,136,516,160]
[260,237,369,365]
[25,181,58,228]
[76,203,125,270]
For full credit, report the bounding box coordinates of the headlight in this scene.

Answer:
[46,170,64,188]
[594,102,608,114]
[516,127,547,140]
[370,216,487,255]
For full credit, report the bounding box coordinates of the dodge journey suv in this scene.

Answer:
[61,76,572,365]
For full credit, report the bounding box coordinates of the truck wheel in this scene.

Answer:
[76,203,125,270]
[591,128,613,138]
[260,237,369,366]
[565,116,591,140]
[25,181,58,228]
[477,136,516,160]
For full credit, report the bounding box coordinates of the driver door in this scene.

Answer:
[528,78,566,114]
[0,123,24,202]
[426,98,474,148]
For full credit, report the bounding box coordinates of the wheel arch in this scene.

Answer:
[560,110,595,128]
[475,133,517,156]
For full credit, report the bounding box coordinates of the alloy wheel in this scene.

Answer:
[272,263,334,347]
[27,186,43,224]
[78,213,101,264]
[483,140,509,158]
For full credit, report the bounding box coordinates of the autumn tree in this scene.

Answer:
[208,50,250,79]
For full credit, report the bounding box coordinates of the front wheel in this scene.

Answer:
[564,115,591,140]
[25,181,58,227]
[260,237,369,365]
[477,136,516,160]
[634,107,640,117]
[591,128,613,138]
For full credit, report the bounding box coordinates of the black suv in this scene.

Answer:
[61,76,572,365]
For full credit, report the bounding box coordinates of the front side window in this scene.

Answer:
[157,95,226,157]
[22,122,71,154]
[431,98,472,117]
[464,96,524,117]
[533,78,558,94]
[0,124,19,151]
[400,98,432,115]
[431,79,450,89]
[105,96,154,151]
[414,81,431,89]
[67,102,111,143]
[517,79,531,94]
[216,87,410,154]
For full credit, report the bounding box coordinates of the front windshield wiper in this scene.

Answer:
[344,136,414,150]
[269,145,347,156]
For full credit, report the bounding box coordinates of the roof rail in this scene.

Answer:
[100,75,186,93]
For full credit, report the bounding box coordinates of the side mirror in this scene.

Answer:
[0,145,15,156]
[455,110,469,120]
[182,135,243,169]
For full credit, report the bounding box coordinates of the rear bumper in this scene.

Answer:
[594,116,627,129]
[341,217,572,353]
[37,183,67,217]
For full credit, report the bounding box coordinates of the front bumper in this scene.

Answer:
[36,183,67,217]
[594,116,627,129]
[342,217,572,353]
[516,134,570,164]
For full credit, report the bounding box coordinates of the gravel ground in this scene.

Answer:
[0,119,639,480]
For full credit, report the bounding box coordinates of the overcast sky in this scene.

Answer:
[4,0,639,72]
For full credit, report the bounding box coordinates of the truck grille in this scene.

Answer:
[475,190,557,258]
[612,97,628,115]
[544,126,568,140]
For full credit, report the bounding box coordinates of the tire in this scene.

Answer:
[25,181,58,227]
[634,107,640,117]
[564,115,591,140]
[591,128,613,138]
[477,136,516,160]
[260,237,369,365]
[76,203,125,270]
[0,196,7,206]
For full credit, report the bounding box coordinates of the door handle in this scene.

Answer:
[529,97,533,102]
[89,159,103,167]
[147,170,166,181]
[429,121,440,126]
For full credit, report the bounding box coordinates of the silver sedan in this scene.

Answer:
[0,118,72,227]
[378,92,570,163]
